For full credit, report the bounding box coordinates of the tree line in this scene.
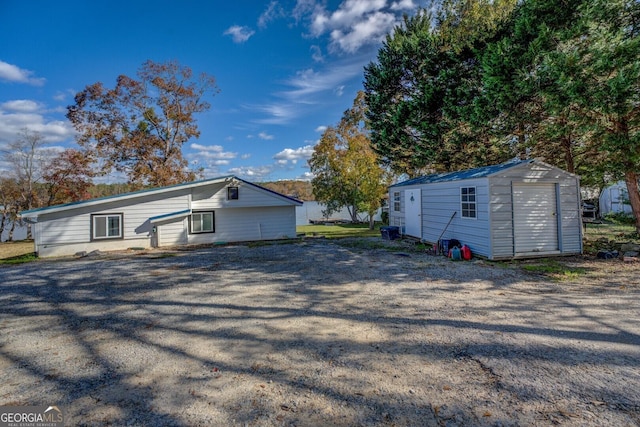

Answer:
[360,0,639,231]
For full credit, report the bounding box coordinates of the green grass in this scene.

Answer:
[297,223,381,239]
[0,241,35,263]
[583,221,638,241]
[520,259,586,281]
[0,252,38,265]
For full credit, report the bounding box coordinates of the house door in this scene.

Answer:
[513,183,559,254]
[404,189,422,238]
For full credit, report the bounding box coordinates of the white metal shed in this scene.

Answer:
[599,181,634,216]
[388,159,583,260]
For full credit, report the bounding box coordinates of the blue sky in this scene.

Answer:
[0,0,424,182]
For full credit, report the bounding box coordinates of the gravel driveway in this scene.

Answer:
[1,238,639,426]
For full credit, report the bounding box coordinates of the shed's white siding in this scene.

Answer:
[421,178,492,257]
[389,160,582,260]
[599,181,634,215]
[488,161,582,259]
[388,188,407,232]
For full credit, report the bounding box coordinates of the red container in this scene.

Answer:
[461,245,472,260]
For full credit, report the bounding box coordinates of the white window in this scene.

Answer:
[92,213,123,240]
[461,187,477,218]
[393,192,401,212]
[191,211,215,233]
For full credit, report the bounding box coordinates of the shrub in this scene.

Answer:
[603,211,636,225]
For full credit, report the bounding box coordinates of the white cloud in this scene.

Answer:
[329,11,397,53]
[298,171,314,181]
[258,131,275,140]
[52,89,77,102]
[273,145,315,165]
[334,85,345,96]
[227,165,274,181]
[298,0,419,53]
[248,102,299,125]
[292,0,321,22]
[310,45,324,62]
[0,109,75,148]
[258,1,285,29]
[1,100,43,113]
[190,143,225,152]
[391,0,417,10]
[223,25,255,43]
[0,60,46,86]
[316,0,387,34]
[279,61,362,100]
[315,125,327,133]
[189,143,237,160]
[248,56,364,125]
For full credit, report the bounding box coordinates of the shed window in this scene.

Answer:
[461,187,477,219]
[228,186,239,200]
[191,211,215,233]
[92,213,123,240]
[393,192,401,212]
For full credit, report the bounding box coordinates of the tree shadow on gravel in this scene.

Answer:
[0,240,639,426]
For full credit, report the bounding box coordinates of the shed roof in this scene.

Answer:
[390,159,536,188]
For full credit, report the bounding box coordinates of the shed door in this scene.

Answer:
[405,189,421,238]
[513,183,558,254]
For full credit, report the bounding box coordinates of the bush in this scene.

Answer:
[603,211,636,225]
[380,211,389,225]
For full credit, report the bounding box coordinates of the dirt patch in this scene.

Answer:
[1,238,638,426]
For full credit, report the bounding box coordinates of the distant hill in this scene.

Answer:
[80,180,315,201]
[259,180,314,201]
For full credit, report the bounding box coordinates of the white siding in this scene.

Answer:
[388,187,412,233]
[158,218,188,247]
[192,181,295,209]
[390,161,582,260]
[187,206,297,245]
[421,178,492,258]
[27,177,301,257]
[513,183,559,254]
[488,161,582,259]
[34,189,191,257]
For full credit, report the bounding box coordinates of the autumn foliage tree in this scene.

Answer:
[309,92,389,229]
[43,149,95,206]
[67,60,218,187]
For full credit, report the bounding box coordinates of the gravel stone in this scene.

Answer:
[0,238,639,426]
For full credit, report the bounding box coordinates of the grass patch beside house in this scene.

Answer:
[0,241,36,265]
[297,223,382,239]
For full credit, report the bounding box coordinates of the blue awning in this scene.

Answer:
[149,209,191,224]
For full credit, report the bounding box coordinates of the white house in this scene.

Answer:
[20,176,302,258]
[388,159,583,260]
